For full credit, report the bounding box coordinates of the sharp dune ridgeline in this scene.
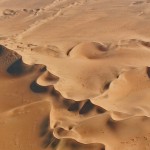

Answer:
[1,0,150,150]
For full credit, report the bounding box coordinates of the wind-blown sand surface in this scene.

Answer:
[1,0,150,150]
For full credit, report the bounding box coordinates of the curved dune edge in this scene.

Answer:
[1,41,150,150]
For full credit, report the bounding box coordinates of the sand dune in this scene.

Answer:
[1,0,150,150]
[1,41,150,149]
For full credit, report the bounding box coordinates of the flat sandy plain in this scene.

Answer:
[1,0,150,150]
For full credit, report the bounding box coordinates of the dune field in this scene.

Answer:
[1,0,150,150]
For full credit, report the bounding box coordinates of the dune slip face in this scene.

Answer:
[1,0,150,150]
